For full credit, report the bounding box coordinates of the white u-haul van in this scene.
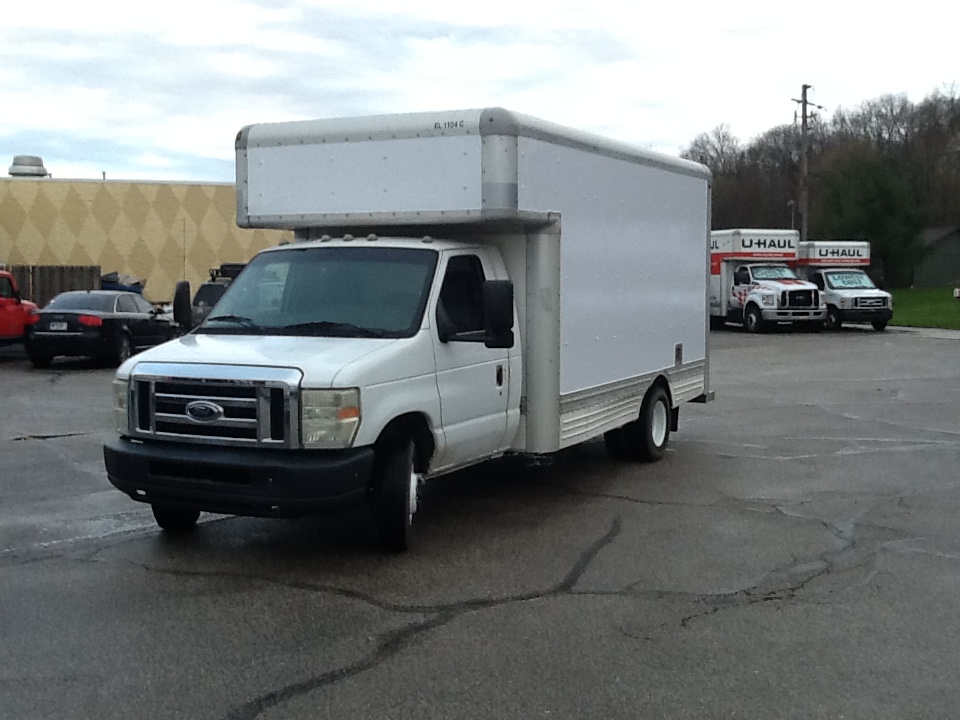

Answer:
[793,240,893,331]
[710,228,826,332]
[103,108,713,551]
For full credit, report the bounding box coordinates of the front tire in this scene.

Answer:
[744,305,765,334]
[825,307,842,331]
[374,437,420,552]
[872,320,888,332]
[113,333,132,366]
[152,504,200,533]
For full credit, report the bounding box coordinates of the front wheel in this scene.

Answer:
[825,307,842,331]
[152,504,200,533]
[872,320,888,332]
[619,385,672,462]
[374,438,420,552]
[744,306,765,334]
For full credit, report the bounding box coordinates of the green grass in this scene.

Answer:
[889,286,960,330]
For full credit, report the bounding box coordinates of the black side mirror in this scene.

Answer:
[482,280,514,349]
[173,281,193,331]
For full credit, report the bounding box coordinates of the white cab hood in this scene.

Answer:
[124,333,396,386]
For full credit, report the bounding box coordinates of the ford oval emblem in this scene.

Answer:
[185,400,224,423]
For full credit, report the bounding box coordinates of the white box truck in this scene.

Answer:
[103,108,713,551]
[710,228,826,332]
[792,240,893,331]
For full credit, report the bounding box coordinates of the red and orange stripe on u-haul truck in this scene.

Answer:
[710,229,798,274]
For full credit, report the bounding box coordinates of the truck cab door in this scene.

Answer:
[431,252,510,470]
[732,266,752,309]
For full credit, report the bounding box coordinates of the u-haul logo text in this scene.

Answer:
[817,248,865,258]
[743,238,795,250]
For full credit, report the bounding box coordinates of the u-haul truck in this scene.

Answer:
[792,240,893,331]
[710,229,826,332]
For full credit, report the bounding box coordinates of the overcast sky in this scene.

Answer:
[2,0,956,182]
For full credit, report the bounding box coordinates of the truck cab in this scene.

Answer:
[710,229,826,332]
[793,241,893,331]
[0,266,39,346]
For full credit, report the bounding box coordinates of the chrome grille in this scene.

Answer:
[856,297,884,308]
[128,363,301,448]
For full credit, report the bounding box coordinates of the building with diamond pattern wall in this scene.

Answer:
[0,178,292,302]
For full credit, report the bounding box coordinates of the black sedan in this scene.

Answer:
[25,290,180,368]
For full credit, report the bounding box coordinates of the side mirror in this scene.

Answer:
[173,281,193,331]
[482,280,514,349]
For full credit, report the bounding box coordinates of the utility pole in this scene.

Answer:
[792,84,824,244]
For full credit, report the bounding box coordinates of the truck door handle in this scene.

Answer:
[496,365,504,386]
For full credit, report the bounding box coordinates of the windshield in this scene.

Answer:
[46,292,116,312]
[824,270,876,290]
[751,265,799,280]
[198,245,438,338]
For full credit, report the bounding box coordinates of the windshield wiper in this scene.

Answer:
[274,321,388,338]
[205,314,259,327]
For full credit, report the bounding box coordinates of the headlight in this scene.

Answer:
[840,297,850,309]
[761,294,775,307]
[113,379,130,434]
[301,388,361,449]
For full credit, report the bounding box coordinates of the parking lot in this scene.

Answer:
[2,326,960,720]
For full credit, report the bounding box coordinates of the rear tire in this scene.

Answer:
[374,437,419,552]
[619,385,672,462]
[152,504,200,533]
[744,305,765,334]
[28,349,52,369]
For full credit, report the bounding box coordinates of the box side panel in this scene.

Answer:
[517,137,709,396]
[243,135,483,220]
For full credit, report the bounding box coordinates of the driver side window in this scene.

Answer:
[734,267,751,285]
[437,255,485,334]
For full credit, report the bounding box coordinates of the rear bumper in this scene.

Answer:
[27,331,111,358]
[103,437,375,518]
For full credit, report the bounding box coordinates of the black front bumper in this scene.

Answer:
[103,437,375,518]
[840,308,894,323]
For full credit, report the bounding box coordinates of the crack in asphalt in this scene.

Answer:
[10,431,87,442]
[132,518,623,720]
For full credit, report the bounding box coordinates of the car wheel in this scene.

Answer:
[28,349,53,369]
[872,320,888,332]
[114,333,132,366]
[374,436,420,552]
[151,504,200,533]
[619,385,672,462]
[744,305,765,333]
[825,307,842,331]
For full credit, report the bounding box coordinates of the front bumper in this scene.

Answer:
[103,437,374,518]
[760,308,827,322]
[839,308,894,323]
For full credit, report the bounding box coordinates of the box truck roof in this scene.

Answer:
[796,240,870,266]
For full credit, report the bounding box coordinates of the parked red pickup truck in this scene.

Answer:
[0,267,39,346]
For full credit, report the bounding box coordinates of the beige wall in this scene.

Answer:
[0,178,291,302]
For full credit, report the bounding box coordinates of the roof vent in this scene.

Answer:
[9,155,49,177]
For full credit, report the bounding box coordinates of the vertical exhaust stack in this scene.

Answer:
[8,155,49,177]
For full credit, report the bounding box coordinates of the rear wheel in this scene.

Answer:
[619,385,672,462]
[28,349,52,369]
[872,320,888,332]
[744,305,765,334]
[152,504,200,533]
[374,437,420,552]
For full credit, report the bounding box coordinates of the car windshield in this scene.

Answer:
[198,245,439,338]
[751,265,799,280]
[824,270,876,290]
[46,293,116,312]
